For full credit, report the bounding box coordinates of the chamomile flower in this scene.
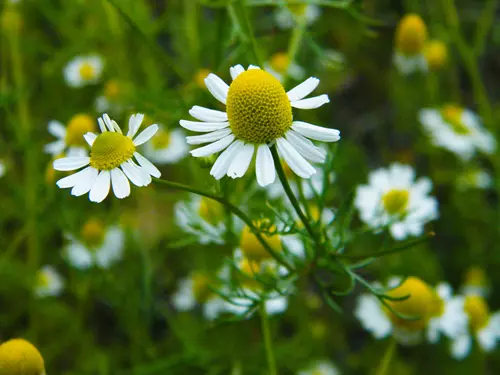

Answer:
[461,266,490,297]
[34,266,64,298]
[275,3,320,30]
[53,113,161,203]
[265,52,305,82]
[0,339,45,375]
[44,114,96,157]
[419,105,496,160]
[171,271,227,320]
[426,283,468,343]
[457,169,493,190]
[451,295,500,359]
[298,360,339,375]
[142,127,189,164]
[64,218,124,269]
[64,55,103,88]
[355,277,437,345]
[424,40,448,71]
[95,79,126,114]
[354,163,438,240]
[393,14,428,75]
[180,65,340,187]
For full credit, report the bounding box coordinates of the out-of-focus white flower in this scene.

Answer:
[298,360,339,375]
[143,127,189,165]
[265,52,305,83]
[95,80,126,114]
[457,169,493,190]
[44,114,96,157]
[64,55,104,88]
[275,4,321,30]
[34,266,64,298]
[393,14,428,75]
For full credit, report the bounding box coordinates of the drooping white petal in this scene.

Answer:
[71,167,99,196]
[127,113,144,138]
[53,156,90,171]
[291,121,340,142]
[190,134,235,157]
[89,170,111,203]
[204,73,229,104]
[286,77,320,102]
[103,114,115,132]
[179,120,230,133]
[186,128,232,145]
[134,152,161,178]
[227,143,255,179]
[230,64,245,80]
[48,121,66,138]
[121,161,147,187]
[256,144,276,186]
[285,130,326,163]
[97,118,107,133]
[210,141,244,179]
[44,140,66,155]
[189,106,228,122]
[84,132,97,147]
[291,94,330,109]
[276,137,315,178]
[56,166,92,188]
[133,124,159,146]
[111,168,130,199]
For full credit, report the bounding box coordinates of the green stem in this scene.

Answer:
[259,303,277,375]
[474,0,498,58]
[374,338,397,375]
[282,13,307,88]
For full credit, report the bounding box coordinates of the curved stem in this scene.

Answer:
[375,338,397,375]
[259,303,277,375]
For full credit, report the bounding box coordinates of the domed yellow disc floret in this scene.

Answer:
[81,218,105,248]
[240,222,282,261]
[0,338,45,375]
[464,295,490,332]
[192,273,213,303]
[89,132,135,170]
[226,69,292,144]
[65,114,95,146]
[382,189,409,215]
[198,197,224,225]
[151,129,171,150]
[385,277,434,331]
[395,14,427,55]
[424,40,448,71]
[79,63,95,80]
[440,104,470,135]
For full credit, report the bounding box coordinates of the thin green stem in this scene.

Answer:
[259,303,277,375]
[474,0,498,58]
[374,338,397,375]
[282,13,307,88]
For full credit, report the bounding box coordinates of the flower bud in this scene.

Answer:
[395,14,427,55]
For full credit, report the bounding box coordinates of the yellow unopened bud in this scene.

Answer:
[0,339,45,375]
[424,40,447,70]
[395,14,427,55]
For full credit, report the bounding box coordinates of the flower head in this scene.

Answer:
[143,127,188,164]
[298,360,339,375]
[424,40,448,70]
[275,3,321,29]
[0,339,45,375]
[95,79,127,114]
[64,55,103,87]
[180,65,340,186]
[34,266,64,298]
[53,113,160,203]
[395,14,427,56]
[44,114,96,157]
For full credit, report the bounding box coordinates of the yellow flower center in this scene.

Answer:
[430,291,446,318]
[441,105,470,135]
[464,295,490,332]
[226,69,292,144]
[104,80,120,100]
[195,68,210,88]
[65,114,95,147]
[395,14,427,55]
[198,197,224,225]
[89,132,135,170]
[464,266,487,287]
[385,277,434,331]
[79,62,95,80]
[270,52,290,74]
[36,271,50,288]
[81,218,106,248]
[192,273,213,303]
[382,189,409,215]
[240,222,282,261]
[0,339,45,375]
[151,129,172,150]
[424,40,448,71]
[287,4,307,16]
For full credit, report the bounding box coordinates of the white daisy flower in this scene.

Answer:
[355,277,437,345]
[393,14,428,75]
[426,283,468,343]
[354,163,438,240]
[451,295,500,360]
[298,360,339,375]
[53,113,161,203]
[143,127,189,165]
[44,114,96,157]
[275,4,321,30]
[171,272,227,321]
[64,55,104,88]
[64,218,125,269]
[265,52,305,83]
[419,105,496,160]
[457,169,493,190]
[34,266,64,298]
[179,65,340,187]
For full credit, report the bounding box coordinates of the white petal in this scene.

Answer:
[179,120,229,133]
[276,137,315,178]
[285,130,326,163]
[111,168,130,199]
[291,94,330,109]
[48,121,66,138]
[230,64,245,80]
[103,114,115,132]
[84,132,97,147]
[121,161,147,187]
[133,124,159,146]
[97,118,107,133]
[204,73,229,104]
[186,128,232,145]
[286,77,320,102]
[291,121,340,142]
[89,170,111,203]
[56,166,92,188]
[44,140,66,155]
[227,143,254,179]
[190,134,235,157]
[134,152,161,178]
[70,167,99,196]
[127,113,144,138]
[53,157,90,171]
[210,141,244,179]
[189,106,228,122]
[248,65,260,70]
[256,144,276,186]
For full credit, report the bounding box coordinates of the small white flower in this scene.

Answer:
[393,52,427,75]
[44,114,96,157]
[53,113,161,203]
[143,128,189,165]
[34,266,64,298]
[355,163,438,240]
[179,65,340,187]
[64,55,104,88]
[275,4,321,29]
[457,169,493,190]
[298,360,339,375]
[419,105,496,160]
